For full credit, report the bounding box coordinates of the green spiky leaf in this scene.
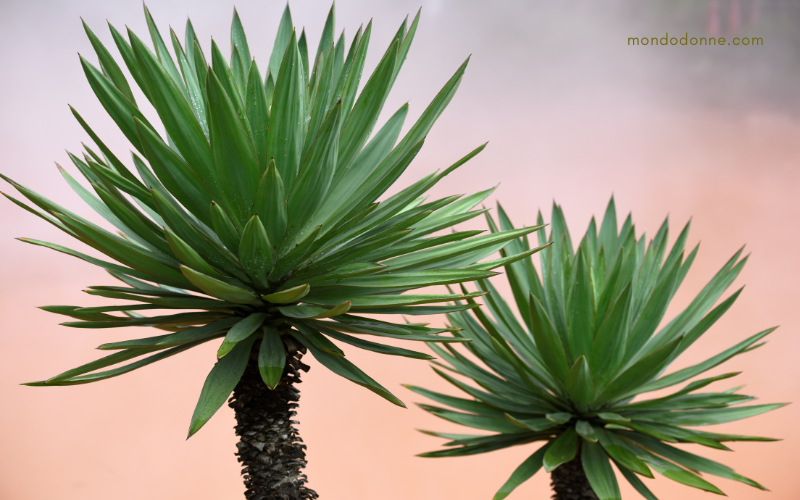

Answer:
[189,335,257,437]
[258,325,285,389]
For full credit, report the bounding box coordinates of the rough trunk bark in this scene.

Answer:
[229,337,318,500]
[550,448,599,500]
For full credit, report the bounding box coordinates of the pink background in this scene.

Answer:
[1,1,798,499]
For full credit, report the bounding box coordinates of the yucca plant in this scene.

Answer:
[0,4,546,498]
[408,198,784,500]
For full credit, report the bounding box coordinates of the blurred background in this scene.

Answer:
[1,0,798,498]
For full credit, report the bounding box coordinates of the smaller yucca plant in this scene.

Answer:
[408,198,784,500]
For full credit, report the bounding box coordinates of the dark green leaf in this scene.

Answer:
[325,57,469,230]
[321,328,430,359]
[505,415,558,432]
[339,22,371,119]
[576,420,599,443]
[286,101,342,245]
[192,40,209,96]
[62,311,225,329]
[626,255,682,359]
[417,433,544,458]
[303,44,335,160]
[206,68,259,229]
[314,269,495,289]
[598,198,618,268]
[543,428,578,472]
[69,107,143,187]
[155,318,241,346]
[311,301,351,319]
[633,404,785,426]
[305,292,486,308]
[267,5,293,80]
[184,18,202,73]
[79,55,153,153]
[290,321,344,356]
[268,225,321,280]
[337,38,398,174]
[230,9,251,76]
[597,413,630,423]
[424,407,529,434]
[53,212,191,288]
[143,5,185,97]
[18,238,173,287]
[165,228,220,277]
[566,248,594,361]
[589,282,632,391]
[37,340,207,386]
[107,21,149,101]
[582,441,621,500]
[259,325,285,389]
[231,48,246,100]
[218,312,267,358]
[597,336,682,404]
[46,347,159,383]
[128,29,217,191]
[331,27,360,105]
[493,444,551,500]
[83,20,135,104]
[263,284,310,304]
[297,29,309,88]
[253,160,288,252]
[637,328,775,394]
[406,386,507,417]
[188,335,256,437]
[238,215,272,288]
[322,104,407,215]
[529,293,570,381]
[595,429,652,478]
[565,355,596,412]
[546,413,573,424]
[616,465,660,500]
[623,433,766,489]
[134,118,216,227]
[278,305,330,319]
[613,372,741,411]
[181,266,260,305]
[267,30,305,186]
[210,201,241,254]
[637,452,724,495]
[290,328,404,407]
[245,60,269,173]
[209,40,249,130]
[151,189,249,282]
[349,304,478,316]
[170,29,208,138]
[645,249,747,359]
[312,4,335,77]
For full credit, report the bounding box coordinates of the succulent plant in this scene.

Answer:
[408,198,784,499]
[0,4,544,497]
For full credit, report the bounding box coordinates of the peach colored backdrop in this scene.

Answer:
[1,1,798,499]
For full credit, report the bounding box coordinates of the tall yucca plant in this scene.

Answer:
[0,4,545,497]
[408,198,783,500]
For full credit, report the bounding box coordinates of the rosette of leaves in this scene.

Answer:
[408,198,784,500]
[0,4,545,497]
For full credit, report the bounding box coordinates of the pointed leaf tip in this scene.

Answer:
[263,284,310,304]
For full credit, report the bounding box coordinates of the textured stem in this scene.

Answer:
[229,336,318,500]
[550,447,599,500]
